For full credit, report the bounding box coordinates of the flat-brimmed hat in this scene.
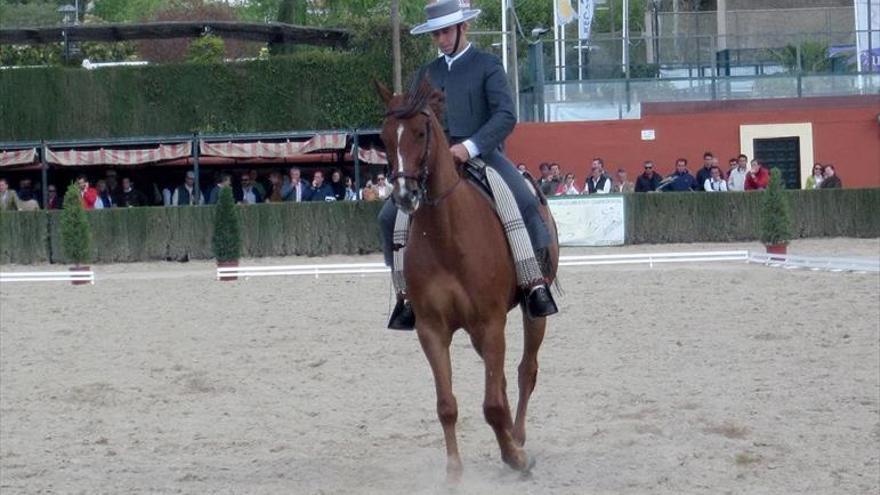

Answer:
[410,0,481,35]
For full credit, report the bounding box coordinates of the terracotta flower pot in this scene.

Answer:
[765,243,788,262]
[69,265,91,286]
[217,260,239,282]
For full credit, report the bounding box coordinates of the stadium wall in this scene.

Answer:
[507,95,880,189]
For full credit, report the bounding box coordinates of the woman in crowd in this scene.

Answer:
[344,176,358,201]
[805,163,824,189]
[555,173,580,195]
[329,169,346,201]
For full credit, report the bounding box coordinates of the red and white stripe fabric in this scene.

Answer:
[46,143,192,166]
[0,148,37,167]
[357,147,388,165]
[200,133,348,159]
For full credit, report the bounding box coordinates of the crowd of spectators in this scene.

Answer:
[0,155,846,211]
[527,152,843,197]
[0,167,396,211]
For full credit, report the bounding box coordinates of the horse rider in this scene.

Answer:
[379,0,558,330]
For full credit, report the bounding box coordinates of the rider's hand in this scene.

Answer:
[450,144,470,165]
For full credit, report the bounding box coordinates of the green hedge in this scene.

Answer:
[1,190,878,265]
[624,189,880,244]
[0,19,431,141]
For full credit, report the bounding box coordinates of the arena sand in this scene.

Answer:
[1,238,878,494]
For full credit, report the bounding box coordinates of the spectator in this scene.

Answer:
[329,169,346,201]
[119,177,147,207]
[516,163,528,175]
[236,172,264,204]
[374,174,393,199]
[76,175,99,209]
[555,173,580,195]
[584,159,611,194]
[704,165,728,192]
[819,164,842,189]
[663,158,697,192]
[172,171,204,206]
[266,171,284,202]
[305,170,334,202]
[694,152,715,191]
[16,188,39,211]
[207,173,232,205]
[728,154,749,191]
[282,167,308,202]
[104,169,121,204]
[0,178,18,210]
[46,184,62,210]
[744,160,770,190]
[542,163,562,195]
[361,180,379,201]
[248,169,266,199]
[95,179,114,208]
[805,163,824,189]
[16,179,38,208]
[611,169,635,193]
[537,162,553,194]
[344,176,358,201]
[634,161,663,192]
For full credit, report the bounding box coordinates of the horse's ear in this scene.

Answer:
[428,88,445,121]
[374,80,393,107]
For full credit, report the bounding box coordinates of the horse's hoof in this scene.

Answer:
[503,448,532,473]
[446,459,463,484]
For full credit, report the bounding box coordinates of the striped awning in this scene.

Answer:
[357,147,387,165]
[0,148,37,167]
[46,142,192,166]
[200,133,348,159]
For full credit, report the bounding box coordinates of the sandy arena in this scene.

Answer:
[1,238,878,494]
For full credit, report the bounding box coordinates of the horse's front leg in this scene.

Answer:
[513,307,547,446]
[416,324,462,482]
[479,320,530,471]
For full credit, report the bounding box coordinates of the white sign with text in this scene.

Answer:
[548,195,625,246]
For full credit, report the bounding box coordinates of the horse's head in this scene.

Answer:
[376,78,445,214]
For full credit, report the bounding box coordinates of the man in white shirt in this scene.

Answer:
[727,154,749,191]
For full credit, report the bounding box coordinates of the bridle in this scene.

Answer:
[386,109,461,207]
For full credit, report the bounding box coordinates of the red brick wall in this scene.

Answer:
[507,96,880,188]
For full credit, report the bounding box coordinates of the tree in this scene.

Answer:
[187,34,225,64]
[268,0,308,55]
[137,0,259,64]
[212,187,241,263]
[60,183,92,266]
[759,168,793,247]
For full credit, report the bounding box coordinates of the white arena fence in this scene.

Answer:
[217,250,878,279]
[0,270,95,284]
[747,252,880,273]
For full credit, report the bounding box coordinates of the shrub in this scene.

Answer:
[759,168,793,245]
[211,187,241,262]
[60,183,92,265]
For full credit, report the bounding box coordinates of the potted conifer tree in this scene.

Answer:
[60,183,92,285]
[759,168,793,256]
[212,186,241,281]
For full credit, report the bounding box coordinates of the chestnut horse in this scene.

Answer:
[377,80,559,480]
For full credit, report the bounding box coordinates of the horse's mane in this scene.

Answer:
[386,77,438,120]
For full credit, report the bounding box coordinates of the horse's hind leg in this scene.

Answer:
[479,320,530,471]
[513,308,547,447]
[416,327,463,482]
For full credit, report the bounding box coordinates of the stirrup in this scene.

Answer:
[387,298,416,331]
[524,285,558,319]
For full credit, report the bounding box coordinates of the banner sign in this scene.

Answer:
[548,195,625,246]
[578,0,596,41]
[855,0,880,72]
